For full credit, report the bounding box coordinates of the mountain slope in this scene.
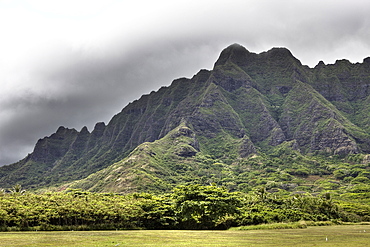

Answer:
[279,81,369,155]
[1,43,370,192]
[68,121,202,193]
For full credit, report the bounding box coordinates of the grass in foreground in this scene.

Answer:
[0,225,369,247]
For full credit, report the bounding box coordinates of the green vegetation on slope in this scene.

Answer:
[61,119,370,197]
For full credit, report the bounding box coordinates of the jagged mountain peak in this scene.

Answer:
[92,122,106,131]
[214,43,252,67]
[80,126,90,134]
[335,59,352,65]
[315,60,326,68]
[265,46,294,56]
[261,47,303,66]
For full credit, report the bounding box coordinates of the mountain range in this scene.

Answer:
[1,43,370,193]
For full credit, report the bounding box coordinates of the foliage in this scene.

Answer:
[230,221,309,230]
[172,184,242,229]
[0,184,368,231]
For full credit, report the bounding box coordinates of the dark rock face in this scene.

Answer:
[2,43,370,189]
[214,43,252,68]
[310,119,359,155]
[189,82,245,139]
[211,65,252,92]
[239,137,257,158]
[31,126,78,164]
[176,145,198,157]
[171,126,200,152]
[278,81,368,154]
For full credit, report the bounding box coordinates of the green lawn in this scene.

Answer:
[0,225,369,246]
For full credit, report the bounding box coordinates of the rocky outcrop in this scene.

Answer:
[31,126,79,164]
[279,81,363,154]
[310,119,359,155]
[239,136,257,158]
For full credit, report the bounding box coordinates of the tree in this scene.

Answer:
[172,184,242,229]
[10,184,26,194]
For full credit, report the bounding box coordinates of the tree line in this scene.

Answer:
[0,184,368,231]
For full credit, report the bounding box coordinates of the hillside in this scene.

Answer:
[1,44,370,193]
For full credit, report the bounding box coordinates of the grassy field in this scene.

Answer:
[0,225,369,246]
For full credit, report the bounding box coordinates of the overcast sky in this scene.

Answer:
[1,0,370,166]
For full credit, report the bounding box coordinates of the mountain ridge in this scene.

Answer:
[1,44,370,192]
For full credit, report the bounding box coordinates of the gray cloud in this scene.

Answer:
[1,0,370,166]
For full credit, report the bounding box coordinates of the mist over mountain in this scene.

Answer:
[1,44,370,193]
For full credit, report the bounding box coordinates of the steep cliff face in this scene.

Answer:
[31,126,79,164]
[278,81,364,154]
[1,44,370,191]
